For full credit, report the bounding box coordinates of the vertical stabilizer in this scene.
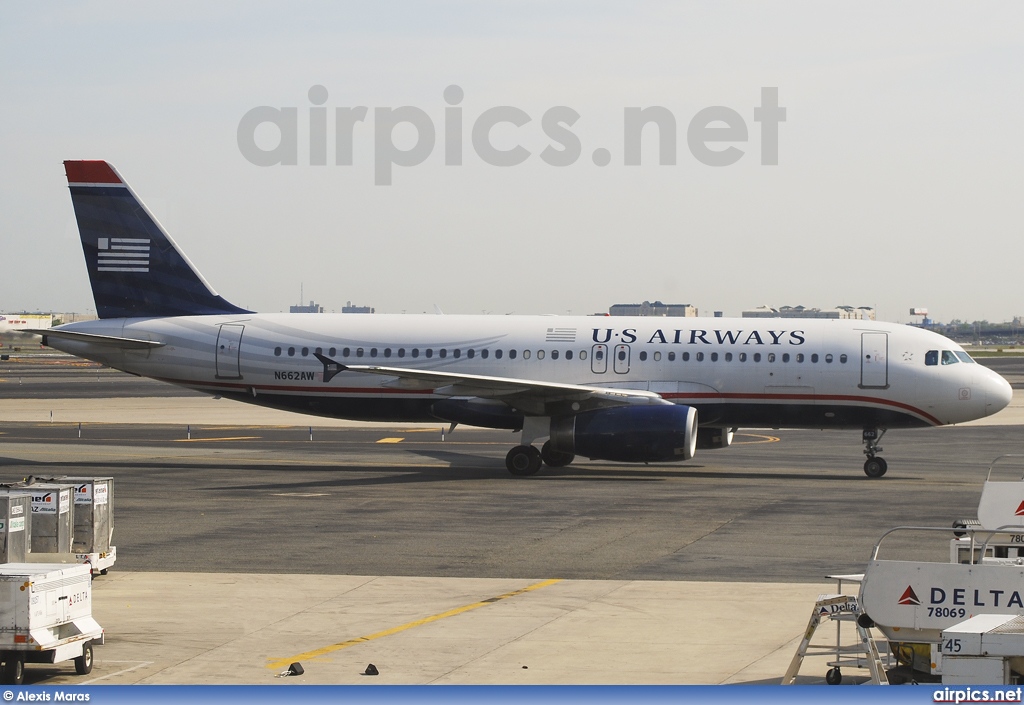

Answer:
[64,160,250,318]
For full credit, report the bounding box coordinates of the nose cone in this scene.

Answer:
[986,370,1014,417]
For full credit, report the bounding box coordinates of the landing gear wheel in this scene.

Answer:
[2,655,24,685]
[825,667,842,685]
[863,457,888,478]
[74,641,94,675]
[540,441,574,468]
[506,445,542,476]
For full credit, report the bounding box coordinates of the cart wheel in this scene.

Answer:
[2,655,24,685]
[825,667,842,685]
[100,569,108,575]
[74,641,94,675]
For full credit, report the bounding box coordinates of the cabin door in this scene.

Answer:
[860,332,888,388]
[215,324,244,379]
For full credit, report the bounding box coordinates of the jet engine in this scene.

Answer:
[696,426,736,450]
[548,405,698,463]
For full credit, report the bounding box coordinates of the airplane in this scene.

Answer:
[33,160,1014,478]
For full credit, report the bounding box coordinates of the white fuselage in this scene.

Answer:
[46,314,1012,430]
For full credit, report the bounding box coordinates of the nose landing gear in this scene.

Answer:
[862,428,888,478]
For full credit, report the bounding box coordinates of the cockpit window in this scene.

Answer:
[925,350,938,366]
[941,350,959,365]
[954,351,975,364]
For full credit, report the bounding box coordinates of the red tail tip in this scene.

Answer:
[64,160,122,184]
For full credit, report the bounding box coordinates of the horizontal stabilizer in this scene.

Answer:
[26,329,165,350]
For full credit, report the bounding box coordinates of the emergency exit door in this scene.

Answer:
[215,324,244,379]
[860,332,888,389]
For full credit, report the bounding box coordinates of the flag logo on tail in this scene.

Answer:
[97,237,151,273]
[898,586,921,605]
[1015,500,1024,517]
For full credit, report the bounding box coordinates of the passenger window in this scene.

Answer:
[343,347,351,357]
[412,348,419,358]
[753,353,761,362]
[537,350,545,360]
[439,349,447,358]
[467,349,475,359]
[796,353,804,363]
[696,352,704,362]
[454,349,462,359]
[288,347,295,356]
[767,353,776,363]
[617,350,626,361]
[274,347,282,356]
[495,350,503,359]
[566,350,573,360]
[739,352,747,362]
[840,354,847,364]
[811,353,818,363]
[315,347,322,356]
[509,350,517,359]
[523,350,531,359]
[384,348,391,358]
[668,351,676,362]
[370,348,378,358]
[954,351,974,363]
[482,349,489,359]
[356,348,364,358]
[682,352,690,362]
[782,353,790,363]
[725,352,732,362]
[398,348,405,358]
[329,348,336,356]
[825,354,833,363]
[941,350,959,365]
[551,350,558,360]
[710,352,718,362]
[639,351,648,361]
[426,349,433,358]
[579,350,587,360]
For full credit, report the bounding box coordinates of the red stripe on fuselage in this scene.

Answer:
[156,376,943,425]
[661,391,942,426]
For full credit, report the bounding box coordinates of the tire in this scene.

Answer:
[863,457,887,478]
[825,667,842,685]
[506,446,542,476]
[540,441,574,468]
[2,655,24,685]
[74,641,93,675]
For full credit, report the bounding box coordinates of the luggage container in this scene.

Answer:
[23,484,75,554]
[35,477,116,575]
[0,493,31,564]
[0,563,103,685]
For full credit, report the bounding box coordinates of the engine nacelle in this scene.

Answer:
[549,405,698,463]
[430,399,523,430]
[696,426,736,450]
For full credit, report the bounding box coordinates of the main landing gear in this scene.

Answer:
[505,441,575,476]
[862,428,888,478]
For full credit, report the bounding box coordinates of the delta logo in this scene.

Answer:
[898,586,921,606]
[1015,501,1024,517]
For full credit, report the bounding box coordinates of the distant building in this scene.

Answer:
[342,301,374,314]
[290,300,324,313]
[0,313,52,330]
[609,301,697,317]
[742,305,875,320]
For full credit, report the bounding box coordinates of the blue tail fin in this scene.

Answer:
[64,160,250,319]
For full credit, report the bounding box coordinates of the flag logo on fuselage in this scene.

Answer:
[97,237,150,273]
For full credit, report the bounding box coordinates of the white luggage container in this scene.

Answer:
[0,563,103,685]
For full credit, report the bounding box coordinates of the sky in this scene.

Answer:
[1,1,1022,323]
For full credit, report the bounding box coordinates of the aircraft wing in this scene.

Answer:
[315,354,670,415]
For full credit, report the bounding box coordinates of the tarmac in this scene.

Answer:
[1,357,1022,686]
